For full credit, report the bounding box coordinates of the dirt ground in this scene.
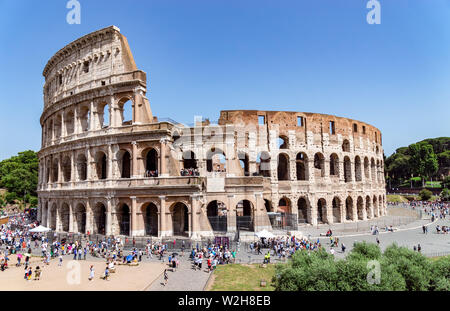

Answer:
[0,256,165,291]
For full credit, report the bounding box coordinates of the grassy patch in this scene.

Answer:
[387,194,408,203]
[209,264,277,291]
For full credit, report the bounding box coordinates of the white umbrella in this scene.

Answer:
[255,229,275,239]
[29,225,51,233]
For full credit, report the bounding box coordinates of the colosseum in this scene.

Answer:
[37,26,386,241]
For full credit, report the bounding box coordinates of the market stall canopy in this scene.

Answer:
[255,229,275,239]
[29,225,51,233]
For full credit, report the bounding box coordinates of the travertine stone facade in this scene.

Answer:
[37,26,386,240]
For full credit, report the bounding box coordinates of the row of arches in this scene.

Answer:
[43,98,133,146]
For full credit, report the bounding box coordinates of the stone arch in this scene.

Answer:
[60,203,70,232]
[94,151,107,180]
[142,202,158,236]
[332,197,342,223]
[357,196,364,220]
[98,101,110,128]
[297,197,309,223]
[373,195,379,217]
[342,139,350,152]
[296,152,308,180]
[49,203,57,230]
[74,203,86,233]
[278,197,292,214]
[236,199,254,231]
[329,153,339,177]
[143,148,159,177]
[118,97,133,125]
[257,151,271,177]
[277,153,290,181]
[118,149,131,178]
[317,198,327,224]
[79,105,90,132]
[206,148,226,173]
[64,110,75,135]
[366,196,372,219]
[54,114,62,139]
[345,196,354,221]
[314,153,325,178]
[93,202,107,234]
[364,157,370,179]
[354,156,362,182]
[116,203,131,236]
[51,158,59,183]
[170,202,189,236]
[371,158,376,182]
[62,156,71,182]
[182,151,197,170]
[206,200,227,232]
[76,154,87,181]
[344,156,352,182]
[238,151,250,176]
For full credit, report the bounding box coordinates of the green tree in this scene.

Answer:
[419,188,433,201]
[408,143,438,187]
[440,188,450,201]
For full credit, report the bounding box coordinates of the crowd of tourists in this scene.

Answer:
[180,168,200,176]
[144,170,158,177]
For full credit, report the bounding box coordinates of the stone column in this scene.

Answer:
[130,196,137,236]
[160,139,167,177]
[227,195,236,233]
[105,198,112,236]
[190,194,200,239]
[107,144,113,179]
[159,196,167,238]
[68,203,74,233]
[90,101,96,131]
[47,205,51,228]
[85,201,93,235]
[61,112,66,138]
[310,198,318,226]
[74,107,79,135]
[132,141,138,177]
[87,147,93,181]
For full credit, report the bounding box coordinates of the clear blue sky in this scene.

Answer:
[0,0,449,160]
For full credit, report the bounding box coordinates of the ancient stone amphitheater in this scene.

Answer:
[37,26,386,240]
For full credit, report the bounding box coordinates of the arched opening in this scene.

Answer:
[371,158,376,182]
[143,203,158,236]
[100,103,110,128]
[95,151,107,180]
[171,202,189,236]
[357,197,364,220]
[76,154,87,181]
[206,148,226,173]
[93,203,106,235]
[54,115,62,139]
[121,151,131,178]
[345,196,353,221]
[236,200,254,231]
[376,160,381,183]
[65,111,75,135]
[207,200,227,232]
[277,153,289,180]
[314,153,325,178]
[182,151,198,170]
[47,120,53,143]
[330,153,339,177]
[317,198,327,224]
[296,152,308,180]
[364,157,370,179]
[332,197,341,223]
[278,136,288,149]
[373,196,378,217]
[238,152,250,176]
[344,156,352,182]
[119,98,133,125]
[354,156,362,182]
[256,151,271,177]
[52,159,59,183]
[49,204,57,230]
[297,198,308,223]
[278,197,291,214]
[62,156,71,182]
[79,106,90,132]
[61,203,70,232]
[119,204,130,236]
[365,196,372,219]
[144,149,158,177]
[342,139,350,152]
[264,199,272,213]
[75,203,86,233]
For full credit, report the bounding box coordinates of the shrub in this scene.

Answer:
[419,189,432,201]
[440,188,450,201]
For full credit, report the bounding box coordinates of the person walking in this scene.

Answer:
[163,269,168,286]
[341,243,346,253]
[88,265,95,281]
[58,254,63,266]
[417,244,421,253]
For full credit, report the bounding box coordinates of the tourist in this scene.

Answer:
[88,265,95,281]
[34,266,41,280]
[163,269,168,286]
[58,254,63,266]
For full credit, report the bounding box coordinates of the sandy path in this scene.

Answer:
[0,257,165,291]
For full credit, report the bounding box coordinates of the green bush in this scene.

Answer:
[440,188,450,201]
[419,189,433,201]
[273,242,450,291]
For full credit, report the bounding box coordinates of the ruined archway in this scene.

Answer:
[277,153,290,181]
[207,200,227,232]
[143,203,158,236]
[171,202,189,236]
[296,152,308,180]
